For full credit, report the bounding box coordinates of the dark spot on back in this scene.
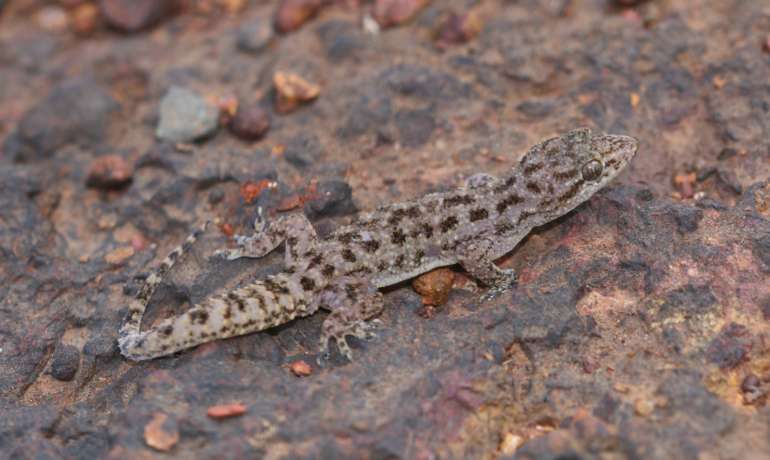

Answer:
[287,236,298,247]
[345,284,358,303]
[496,194,524,214]
[300,276,316,291]
[190,309,209,325]
[391,228,407,245]
[223,305,232,319]
[523,163,544,176]
[553,169,578,181]
[227,292,246,313]
[440,216,459,232]
[517,210,536,225]
[469,208,489,222]
[322,264,335,278]
[415,249,425,264]
[362,239,380,253]
[388,208,408,225]
[406,206,421,218]
[442,194,475,208]
[495,221,515,235]
[308,253,323,269]
[494,175,517,193]
[395,254,405,268]
[264,278,289,295]
[376,260,388,271]
[526,182,542,194]
[558,181,583,203]
[342,248,357,263]
[161,325,173,336]
[422,223,433,238]
[337,232,358,244]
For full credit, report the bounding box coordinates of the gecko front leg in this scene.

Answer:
[215,209,317,266]
[315,276,384,362]
[455,238,517,299]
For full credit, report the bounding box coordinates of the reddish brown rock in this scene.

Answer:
[412,268,455,307]
[71,3,99,36]
[274,0,323,33]
[290,360,312,376]
[434,9,484,48]
[207,403,247,419]
[373,0,430,28]
[144,413,179,452]
[86,154,133,189]
[99,0,173,33]
[228,104,270,141]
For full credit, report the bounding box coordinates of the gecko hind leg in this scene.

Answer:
[315,277,384,363]
[214,210,317,266]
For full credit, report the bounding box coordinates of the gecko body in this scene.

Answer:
[118,128,637,361]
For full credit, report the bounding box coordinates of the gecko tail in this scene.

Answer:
[119,221,210,342]
[119,272,310,361]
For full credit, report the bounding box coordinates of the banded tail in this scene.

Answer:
[118,223,315,361]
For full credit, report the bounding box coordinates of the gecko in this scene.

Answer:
[118,128,638,362]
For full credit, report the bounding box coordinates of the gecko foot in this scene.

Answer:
[480,268,517,301]
[317,319,381,363]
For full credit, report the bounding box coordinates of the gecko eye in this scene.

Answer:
[581,160,603,181]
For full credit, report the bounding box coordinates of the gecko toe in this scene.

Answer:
[336,339,354,361]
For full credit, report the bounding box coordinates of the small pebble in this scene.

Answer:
[50,345,80,381]
[741,374,761,393]
[229,104,270,141]
[236,18,274,54]
[86,154,133,189]
[37,6,69,32]
[156,86,219,143]
[104,246,135,265]
[71,3,99,36]
[144,413,179,452]
[290,360,312,376]
[99,0,173,33]
[434,9,483,48]
[274,0,323,33]
[413,268,455,306]
[273,72,321,113]
[207,403,247,419]
[373,0,430,28]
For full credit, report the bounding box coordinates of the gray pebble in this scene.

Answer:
[156,86,219,143]
[236,18,274,55]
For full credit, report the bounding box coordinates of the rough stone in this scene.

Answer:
[304,179,356,218]
[8,79,118,161]
[156,86,219,143]
[50,345,80,381]
[283,133,322,169]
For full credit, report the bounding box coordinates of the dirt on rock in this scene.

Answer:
[1,0,769,459]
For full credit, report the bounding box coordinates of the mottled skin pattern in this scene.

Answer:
[118,128,638,362]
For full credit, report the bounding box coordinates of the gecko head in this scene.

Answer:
[522,128,638,217]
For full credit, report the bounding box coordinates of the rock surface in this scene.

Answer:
[0,1,769,459]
